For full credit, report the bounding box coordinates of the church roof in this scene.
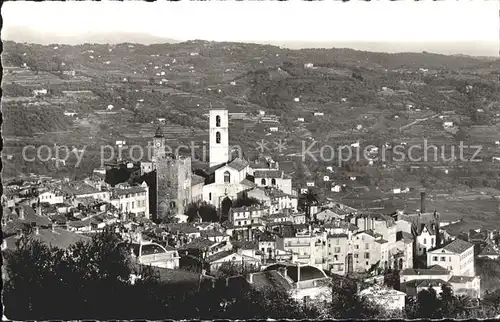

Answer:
[227,157,249,171]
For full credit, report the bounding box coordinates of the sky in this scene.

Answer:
[2,1,499,56]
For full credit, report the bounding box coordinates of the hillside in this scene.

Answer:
[2,40,500,201]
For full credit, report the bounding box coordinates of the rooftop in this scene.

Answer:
[440,238,474,254]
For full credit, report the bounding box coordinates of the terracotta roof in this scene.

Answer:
[232,240,258,250]
[181,238,216,250]
[240,178,257,187]
[441,238,473,254]
[191,174,206,185]
[206,250,236,262]
[249,270,292,292]
[407,279,449,288]
[227,157,249,171]
[401,266,450,276]
[478,244,500,257]
[254,170,284,179]
[449,275,476,283]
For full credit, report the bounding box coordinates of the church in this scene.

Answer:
[148,108,294,222]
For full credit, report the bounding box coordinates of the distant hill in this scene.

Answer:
[2,26,179,45]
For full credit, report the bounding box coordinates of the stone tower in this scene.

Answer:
[209,109,229,167]
[152,126,165,163]
[156,154,192,222]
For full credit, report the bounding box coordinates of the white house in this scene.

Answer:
[269,127,279,132]
[323,176,330,182]
[107,104,114,110]
[297,117,305,122]
[331,184,341,192]
[306,182,315,187]
[63,110,77,117]
[426,239,475,277]
[314,112,324,116]
[33,89,48,96]
[443,121,454,128]
[294,97,300,102]
[304,63,314,68]
[110,182,150,219]
[38,191,64,205]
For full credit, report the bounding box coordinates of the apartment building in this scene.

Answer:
[229,205,270,227]
[426,238,475,277]
[110,182,150,218]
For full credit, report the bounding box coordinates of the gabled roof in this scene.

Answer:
[407,279,449,288]
[206,250,238,263]
[227,157,249,171]
[478,244,500,257]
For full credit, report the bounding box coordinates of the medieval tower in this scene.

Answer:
[154,126,192,222]
[209,109,229,167]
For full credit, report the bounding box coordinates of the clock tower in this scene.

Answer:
[153,126,165,162]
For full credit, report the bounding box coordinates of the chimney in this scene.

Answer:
[35,226,40,235]
[51,224,55,232]
[420,192,426,213]
[19,207,25,220]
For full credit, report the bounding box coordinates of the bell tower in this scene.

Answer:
[153,126,165,162]
[209,109,229,167]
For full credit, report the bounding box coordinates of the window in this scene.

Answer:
[355,245,359,249]
[209,192,212,201]
[337,265,343,272]
[216,131,221,144]
[336,239,340,245]
[366,261,369,266]
[261,178,266,185]
[423,238,427,244]
[354,254,358,258]
[334,247,341,253]
[364,252,370,259]
[449,257,451,262]
[271,178,276,185]
[365,243,369,250]
[224,171,231,183]
[433,256,438,261]
[132,201,135,209]
[441,256,446,261]
[431,238,435,245]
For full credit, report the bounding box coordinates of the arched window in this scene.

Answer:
[261,178,266,185]
[216,115,221,127]
[271,178,276,185]
[216,131,221,144]
[224,171,231,183]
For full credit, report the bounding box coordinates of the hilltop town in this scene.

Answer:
[2,39,500,319]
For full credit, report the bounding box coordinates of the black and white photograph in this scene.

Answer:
[1,0,500,320]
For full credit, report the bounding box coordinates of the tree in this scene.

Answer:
[232,191,260,208]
